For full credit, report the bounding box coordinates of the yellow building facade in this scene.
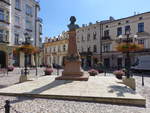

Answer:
[44,36,68,67]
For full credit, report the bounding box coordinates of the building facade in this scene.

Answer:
[76,23,101,68]
[101,12,150,69]
[44,32,68,67]
[76,12,150,69]
[0,0,42,68]
[0,0,13,68]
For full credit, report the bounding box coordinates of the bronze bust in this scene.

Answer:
[68,16,79,31]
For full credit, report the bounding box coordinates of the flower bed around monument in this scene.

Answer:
[113,70,125,79]
[44,67,53,75]
[88,69,99,76]
[7,66,14,71]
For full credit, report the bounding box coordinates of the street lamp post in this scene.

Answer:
[119,28,132,78]
[125,29,131,78]
[24,33,31,76]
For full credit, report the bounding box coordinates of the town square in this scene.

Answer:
[0,0,150,113]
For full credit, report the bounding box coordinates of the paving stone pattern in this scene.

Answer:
[0,68,149,113]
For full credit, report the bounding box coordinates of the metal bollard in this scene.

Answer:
[57,69,59,75]
[4,100,10,113]
[142,74,144,86]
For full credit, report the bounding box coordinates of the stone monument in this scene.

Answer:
[56,16,89,81]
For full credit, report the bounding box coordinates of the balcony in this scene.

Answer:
[79,52,93,56]
[115,37,133,43]
[37,17,43,23]
[0,36,9,44]
[101,36,111,41]
[1,0,10,5]
[39,24,42,35]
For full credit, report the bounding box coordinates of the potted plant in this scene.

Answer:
[113,70,125,79]
[88,69,99,76]
[44,67,53,75]
[7,66,14,71]
[116,43,143,53]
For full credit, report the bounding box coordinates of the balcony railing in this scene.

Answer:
[37,17,43,23]
[0,34,9,44]
[1,0,10,5]
[101,36,111,40]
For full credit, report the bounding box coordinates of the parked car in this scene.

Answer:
[53,64,63,69]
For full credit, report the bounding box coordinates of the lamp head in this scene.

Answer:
[134,35,138,38]
[30,38,34,42]
[118,35,123,39]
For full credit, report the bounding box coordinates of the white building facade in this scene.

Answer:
[76,12,150,69]
[76,23,101,68]
[0,0,42,67]
[0,0,13,68]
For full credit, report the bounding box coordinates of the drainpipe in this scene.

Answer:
[35,4,38,76]
[99,22,103,63]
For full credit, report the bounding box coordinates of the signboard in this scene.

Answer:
[131,55,150,70]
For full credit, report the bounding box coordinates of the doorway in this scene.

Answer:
[0,51,6,68]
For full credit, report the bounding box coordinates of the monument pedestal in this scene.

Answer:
[56,28,89,81]
[56,60,89,81]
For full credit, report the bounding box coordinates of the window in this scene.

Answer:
[125,25,130,34]
[0,30,4,41]
[0,9,4,21]
[104,30,109,37]
[26,4,32,16]
[87,47,91,52]
[93,32,96,40]
[138,39,145,45]
[103,43,110,52]
[139,17,143,20]
[138,23,144,32]
[81,36,84,41]
[87,34,90,41]
[117,27,122,36]
[77,37,80,42]
[126,20,129,23]
[63,45,66,51]
[58,46,60,52]
[54,47,56,52]
[15,0,21,10]
[118,22,121,25]
[93,45,97,53]
[6,11,9,22]
[49,47,51,53]
[5,31,9,42]
[45,48,47,53]
[26,19,32,30]
[81,47,84,52]
[15,16,20,25]
[14,33,19,45]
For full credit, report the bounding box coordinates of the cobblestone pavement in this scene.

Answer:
[0,69,149,113]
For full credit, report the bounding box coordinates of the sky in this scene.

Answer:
[39,0,150,39]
